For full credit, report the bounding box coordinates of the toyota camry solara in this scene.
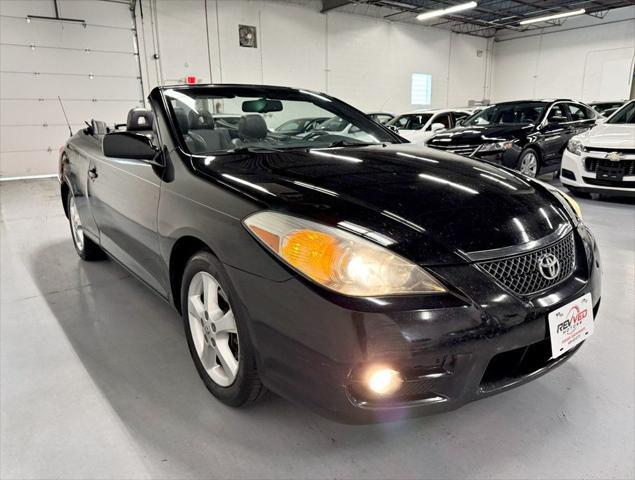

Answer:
[59,84,601,423]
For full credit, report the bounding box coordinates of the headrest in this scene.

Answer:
[126,108,154,131]
[188,110,215,130]
[238,114,267,140]
[174,109,190,133]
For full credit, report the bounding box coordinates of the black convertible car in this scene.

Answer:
[427,100,598,177]
[59,85,601,423]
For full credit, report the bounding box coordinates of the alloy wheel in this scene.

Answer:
[69,196,85,251]
[187,271,240,387]
[519,151,538,177]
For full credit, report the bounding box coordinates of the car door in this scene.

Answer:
[87,132,168,297]
[538,103,572,167]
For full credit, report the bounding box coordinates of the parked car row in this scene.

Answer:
[426,99,599,177]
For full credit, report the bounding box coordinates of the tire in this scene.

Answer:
[565,186,592,199]
[517,148,540,177]
[66,193,106,261]
[181,251,267,407]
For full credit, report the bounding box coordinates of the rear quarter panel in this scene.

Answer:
[61,132,102,237]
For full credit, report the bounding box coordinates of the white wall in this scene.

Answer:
[491,7,635,103]
[0,0,142,178]
[136,0,490,113]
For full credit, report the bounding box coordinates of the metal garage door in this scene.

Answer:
[0,0,143,178]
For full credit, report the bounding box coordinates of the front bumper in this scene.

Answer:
[561,149,635,195]
[226,223,602,424]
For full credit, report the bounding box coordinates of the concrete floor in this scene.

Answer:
[1,178,633,480]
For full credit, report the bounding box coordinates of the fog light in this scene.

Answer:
[366,367,403,396]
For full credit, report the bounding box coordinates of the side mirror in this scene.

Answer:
[387,125,400,134]
[595,116,607,124]
[103,132,160,163]
[431,122,446,132]
[456,119,464,127]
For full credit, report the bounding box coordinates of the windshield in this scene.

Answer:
[607,101,635,124]
[388,113,433,130]
[315,116,348,131]
[593,102,624,113]
[163,87,398,155]
[465,102,546,126]
[275,118,311,132]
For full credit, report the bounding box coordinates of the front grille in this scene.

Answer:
[429,144,480,157]
[585,158,635,176]
[477,232,575,296]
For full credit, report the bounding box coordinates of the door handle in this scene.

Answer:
[88,167,98,180]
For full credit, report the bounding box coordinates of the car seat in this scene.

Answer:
[235,114,268,146]
[187,110,232,151]
[174,109,207,153]
[126,108,155,141]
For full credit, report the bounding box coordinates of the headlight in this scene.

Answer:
[243,211,446,296]
[567,137,584,155]
[478,140,515,152]
[532,179,582,220]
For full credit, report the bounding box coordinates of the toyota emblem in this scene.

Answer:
[538,253,560,280]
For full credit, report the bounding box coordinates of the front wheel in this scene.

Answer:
[181,251,267,407]
[517,148,540,177]
[67,194,105,260]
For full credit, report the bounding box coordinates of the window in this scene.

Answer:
[567,104,591,121]
[316,116,348,132]
[411,73,432,106]
[547,104,569,123]
[607,101,635,124]
[164,87,398,154]
[433,113,452,129]
[453,112,469,123]
[466,102,546,126]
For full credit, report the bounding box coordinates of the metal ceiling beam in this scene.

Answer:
[321,0,353,12]
[346,0,635,38]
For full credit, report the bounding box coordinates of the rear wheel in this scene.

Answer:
[517,148,540,177]
[67,194,105,260]
[181,251,266,407]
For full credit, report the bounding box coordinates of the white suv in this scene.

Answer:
[386,109,471,145]
[561,100,635,197]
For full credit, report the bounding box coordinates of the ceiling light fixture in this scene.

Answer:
[417,1,477,21]
[519,8,585,25]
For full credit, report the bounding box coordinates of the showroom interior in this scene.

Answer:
[0,0,634,479]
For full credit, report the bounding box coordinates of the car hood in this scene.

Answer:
[194,144,571,265]
[428,124,533,146]
[579,123,635,149]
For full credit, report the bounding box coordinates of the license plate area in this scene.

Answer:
[548,293,594,359]
[597,164,624,181]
